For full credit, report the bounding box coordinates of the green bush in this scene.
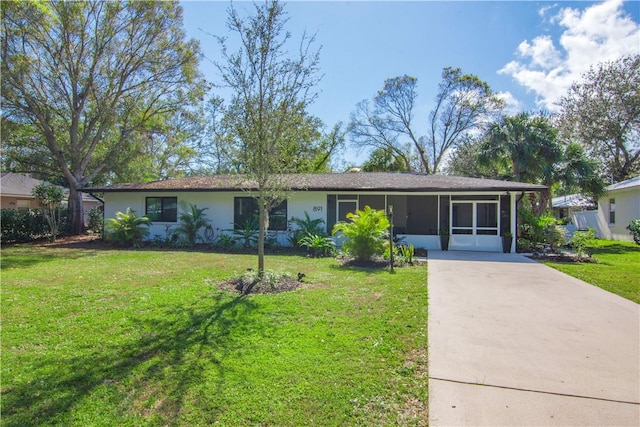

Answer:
[298,233,336,257]
[518,209,565,251]
[1,209,49,243]
[384,243,415,266]
[233,216,259,249]
[627,219,640,246]
[289,212,326,246]
[570,228,596,258]
[1,208,70,243]
[174,203,210,245]
[332,206,390,261]
[105,208,151,246]
[87,206,104,236]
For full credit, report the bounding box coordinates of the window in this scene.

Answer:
[234,197,287,231]
[17,200,31,210]
[145,197,177,222]
[609,198,616,224]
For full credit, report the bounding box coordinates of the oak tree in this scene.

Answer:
[1,0,204,234]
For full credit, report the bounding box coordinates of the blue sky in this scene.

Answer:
[180,0,640,166]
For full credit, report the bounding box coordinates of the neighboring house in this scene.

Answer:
[1,173,102,224]
[552,193,596,221]
[593,176,640,242]
[84,172,545,253]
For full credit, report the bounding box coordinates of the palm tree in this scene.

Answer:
[175,203,210,245]
[479,112,562,214]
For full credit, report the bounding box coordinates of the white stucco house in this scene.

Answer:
[83,172,545,253]
[595,176,640,242]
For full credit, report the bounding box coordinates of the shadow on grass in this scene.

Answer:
[0,247,101,270]
[2,292,265,426]
[590,243,640,256]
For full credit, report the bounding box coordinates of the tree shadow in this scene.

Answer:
[591,243,640,256]
[1,292,264,426]
[1,247,101,270]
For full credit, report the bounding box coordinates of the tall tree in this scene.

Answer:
[446,135,505,179]
[479,112,604,214]
[348,69,503,173]
[215,0,321,276]
[361,147,409,172]
[1,1,204,234]
[558,55,640,182]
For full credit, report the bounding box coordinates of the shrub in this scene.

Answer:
[105,208,151,246]
[215,232,236,249]
[332,206,390,261]
[87,206,104,236]
[298,233,336,257]
[518,209,565,251]
[627,219,640,246]
[570,228,596,258]
[1,209,49,243]
[174,203,210,245]
[384,243,415,266]
[233,216,259,249]
[289,212,327,246]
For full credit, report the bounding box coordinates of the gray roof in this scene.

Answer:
[83,172,546,193]
[606,176,640,192]
[1,173,101,203]
[551,193,595,208]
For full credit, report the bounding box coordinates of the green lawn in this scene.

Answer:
[544,239,640,304]
[1,244,429,426]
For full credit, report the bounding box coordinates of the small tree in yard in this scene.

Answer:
[627,219,640,246]
[332,206,390,262]
[31,182,64,242]
[215,0,322,277]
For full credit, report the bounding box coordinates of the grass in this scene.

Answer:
[543,239,640,304]
[1,244,429,426]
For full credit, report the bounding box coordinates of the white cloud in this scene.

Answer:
[499,0,640,111]
[495,91,522,115]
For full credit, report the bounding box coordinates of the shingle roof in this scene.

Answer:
[83,172,546,193]
[1,173,101,203]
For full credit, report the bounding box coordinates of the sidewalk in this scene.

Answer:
[427,251,640,426]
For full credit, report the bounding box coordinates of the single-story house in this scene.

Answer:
[594,176,640,242]
[552,193,596,221]
[1,173,102,225]
[83,172,546,253]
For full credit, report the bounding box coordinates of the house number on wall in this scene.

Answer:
[312,206,323,212]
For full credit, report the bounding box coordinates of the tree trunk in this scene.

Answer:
[257,195,266,278]
[67,185,86,235]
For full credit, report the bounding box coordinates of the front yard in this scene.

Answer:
[543,240,640,304]
[1,243,429,426]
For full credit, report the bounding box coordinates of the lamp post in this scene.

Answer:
[388,204,394,273]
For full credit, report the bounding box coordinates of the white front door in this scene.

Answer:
[450,201,501,251]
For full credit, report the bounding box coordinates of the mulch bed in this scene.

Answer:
[527,252,598,263]
[219,274,307,295]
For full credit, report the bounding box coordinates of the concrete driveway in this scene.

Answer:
[427,251,639,426]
